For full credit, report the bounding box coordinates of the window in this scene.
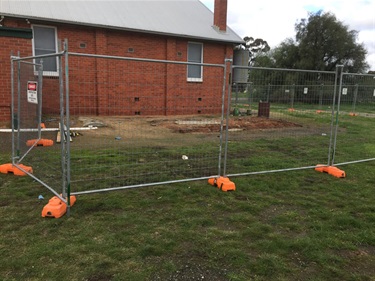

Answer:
[187,42,203,81]
[32,25,58,75]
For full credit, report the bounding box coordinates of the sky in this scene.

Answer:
[201,0,375,71]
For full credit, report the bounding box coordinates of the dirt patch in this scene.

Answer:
[46,115,304,141]
[163,117,302,133]
[334,247,375,277]
[0,115,306,152]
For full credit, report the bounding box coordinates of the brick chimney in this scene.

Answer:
[214,0,227,32]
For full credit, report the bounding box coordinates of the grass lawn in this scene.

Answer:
[0,165,374,281]
[0,111,374,280]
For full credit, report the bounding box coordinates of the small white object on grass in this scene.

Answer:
[182,155,188,160]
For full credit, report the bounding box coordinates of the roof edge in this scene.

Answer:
[1,13,244,45]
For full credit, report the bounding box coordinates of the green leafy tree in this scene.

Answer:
[268,38,300,69]
[262,11,369,73]
[236,36,270,66]
[295,11,368,72]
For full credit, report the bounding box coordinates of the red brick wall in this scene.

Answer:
[0,18,233,122]
[0,19,33,123]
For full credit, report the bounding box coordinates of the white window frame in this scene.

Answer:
[187,42,203,82]
[32,24,59,76]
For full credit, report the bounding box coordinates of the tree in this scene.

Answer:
[262,11,369,73]
[236,36,270,66]
[268,38,300,69]
[295,11,368,72]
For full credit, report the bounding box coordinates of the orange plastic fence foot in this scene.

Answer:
[208,176,236,192]
[26,139,54,147]
[315,164,326,173]
[315,164,346,178]
[42,197,67,218]
[349,112,357,116]
[42,195,77,218]
[326,166,346,178]
[69,195,77,207]
[288,108,295,112]
[208,177,216,186]
[316,110,323,114]
[0,163,33,176]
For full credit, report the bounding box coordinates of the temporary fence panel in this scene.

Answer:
[65,53,228,195]
[332,72,375,165]
[226,66,338,176]
[10,52,69,201]
[7,45,373,206]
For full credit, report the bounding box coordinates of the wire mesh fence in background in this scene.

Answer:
[226,67,338,176]
[332,72,375,165]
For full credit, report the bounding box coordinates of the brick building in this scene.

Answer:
[0,0,243,122]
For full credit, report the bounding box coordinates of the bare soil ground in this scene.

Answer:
[162,116,302,133]
[0,115,308,153]
[70,115,303,136]
[66,115,308,148]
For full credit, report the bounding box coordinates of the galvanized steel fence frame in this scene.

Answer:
[8,42,375,214]
[66,51,230,196]
[226,64,374,179]
[225,65,340,178]
[10,45,71,212]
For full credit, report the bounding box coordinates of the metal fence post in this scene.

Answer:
[318,83,324,111]
[223,58,233,177]
[16,53,21,161]
[10,54,15,164]
[351,84,358,114]
[37,60,43,140]
[331,65,344,166]
[64,39,71,216]
[217,59,229,176]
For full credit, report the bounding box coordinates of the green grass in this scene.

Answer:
[232,99,375,115]
[0,113,374,281]
[1,166,374,280]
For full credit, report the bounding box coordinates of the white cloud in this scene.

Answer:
[201,0,375,70]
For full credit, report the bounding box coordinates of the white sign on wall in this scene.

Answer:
[304,88,308,94]
[342,88,348,95]
[27,81,38,104]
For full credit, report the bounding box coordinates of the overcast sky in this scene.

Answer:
[201,0,375,71]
